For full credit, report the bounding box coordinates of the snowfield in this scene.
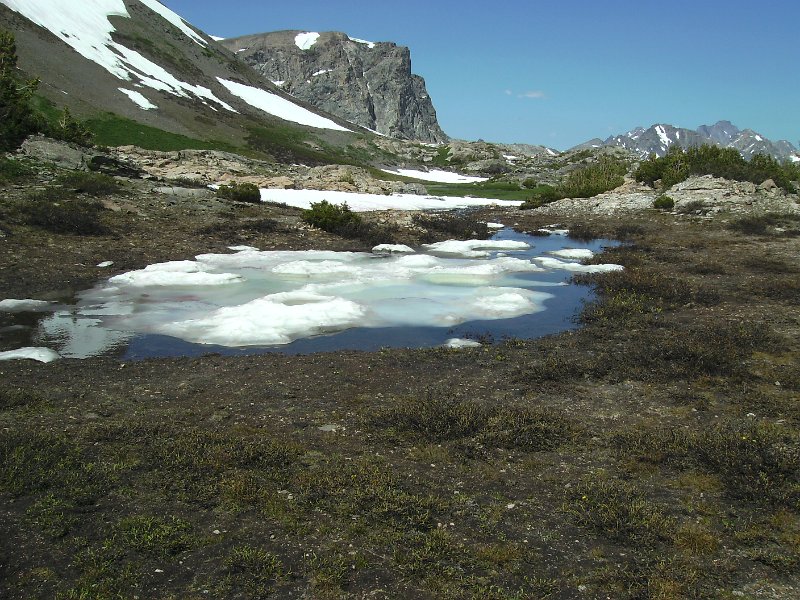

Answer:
[295,32,320,50]
[217,78,350,131]
[258,188,523,212]
[380,168,489,183]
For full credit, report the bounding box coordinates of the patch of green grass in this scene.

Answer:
[425,180,531,201]
[567,478,675,548]
[221,546,285,596]
[85,112,239,152]
[115,515,193,557]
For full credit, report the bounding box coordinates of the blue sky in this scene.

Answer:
[161,0,800,150]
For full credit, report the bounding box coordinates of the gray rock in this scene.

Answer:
[221,31,448,143]
[19,135,92,169]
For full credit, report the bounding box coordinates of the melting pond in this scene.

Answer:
[3,229,620,360]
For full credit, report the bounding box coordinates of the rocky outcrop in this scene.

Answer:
[220,31,448,143]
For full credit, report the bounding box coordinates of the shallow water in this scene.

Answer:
[9,229,617,359]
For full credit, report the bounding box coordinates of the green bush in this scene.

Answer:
[48,107,93,146]
[412,213,489,240]
[57,171,121,196]
[653,194,674,210]
[302,200,362,231]
[216,182,261,203]
[520,184,560,209]
[521,177,538,189]
[558,156,627,199]
[635,145,798,192]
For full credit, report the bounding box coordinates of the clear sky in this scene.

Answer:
[160,0,799,150]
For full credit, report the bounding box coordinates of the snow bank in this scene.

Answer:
[547,248,594,260]
[534,256,623,273]
[0,299,54,312]
[258,188,523,212]
[372,244,415,254]
[217,78,350,131]
[0,347,60,363]
[423,239,530,258]
[444,338,481,349]
[381,168,489,183]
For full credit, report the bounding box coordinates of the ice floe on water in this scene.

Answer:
[19,231,622,358]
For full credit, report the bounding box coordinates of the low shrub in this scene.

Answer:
[22,194,107,235]
[557,156,627,199]
[412,213,489,239]
[520,184,560,209]
[521,177,538,189]
[653,194,674,210]
[635,145,798,192]
[0,157,33,184]
[302,200,396,245]
[727,213,800,236]
[57,171,121,196]
[216,182,261,203]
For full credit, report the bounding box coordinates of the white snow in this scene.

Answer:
[350,37,376,48]
[295,32,320,50]
[380,168,489,184]
[258,188,523,212]
[216,78,350,131]
[210,35,225,41]
[486,222,505,229]
[547,248,594,260]
[790,155,800,163]
[423,239,530,258]
[503,154,519,161]
[118,88,158,110]
[443,338,482,349]
[271,80,286,86]
[138,0,207,46]
[755,134,763,142]
[0,347,60,363]
[537,228,570,236]
[311,69,333,77]
[546,148,558,156]
[97,261,114,268]
[372,244,415,254]
[0,299,54,312]
[109,261,244,287]
[533,256,623,273]
[655,125,672,148]
[2,0,236,111]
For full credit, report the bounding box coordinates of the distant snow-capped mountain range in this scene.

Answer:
[574,121,800,163]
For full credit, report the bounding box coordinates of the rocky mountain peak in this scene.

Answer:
[220,30,448,143]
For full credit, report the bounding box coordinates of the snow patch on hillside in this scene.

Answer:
[350,37,376,48]
[1,0,236,111]
[380,168,489,183]
[118,88,157,110]
[216,78,350,131]
[295,32,320,50]
[138,0,207,46]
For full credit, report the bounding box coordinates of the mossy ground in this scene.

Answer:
[1,165,799,598]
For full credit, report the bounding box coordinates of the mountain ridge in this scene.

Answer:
[219,30,448,144]
[574,120,799,163]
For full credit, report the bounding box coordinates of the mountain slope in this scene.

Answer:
[0,0,370,159]
[576,120,799,162]
[220,30,448,144]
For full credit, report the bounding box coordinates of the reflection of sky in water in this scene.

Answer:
[27,230,619,359]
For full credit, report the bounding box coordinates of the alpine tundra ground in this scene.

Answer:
[1,161,799,599]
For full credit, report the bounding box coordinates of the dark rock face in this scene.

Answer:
[221,31,448,143]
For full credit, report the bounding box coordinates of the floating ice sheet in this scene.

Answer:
[0,347,60,363]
